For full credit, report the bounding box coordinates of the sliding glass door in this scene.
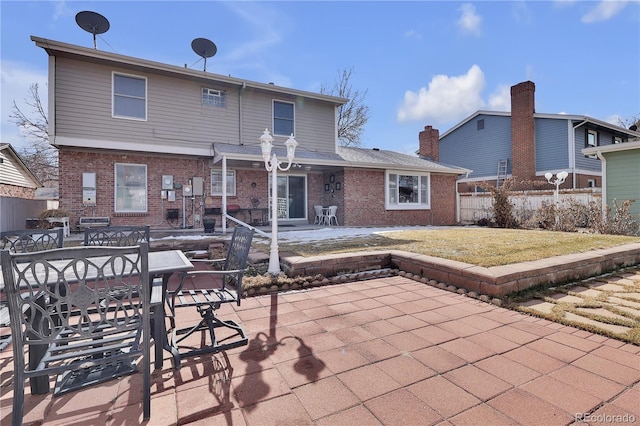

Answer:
[271,175,307,220]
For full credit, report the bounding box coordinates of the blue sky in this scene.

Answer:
[2,0,639,154]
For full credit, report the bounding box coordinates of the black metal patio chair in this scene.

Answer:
[165,226,254,368]
[1,243,155,425]
[0,228,65,352]
[84,225,150,247]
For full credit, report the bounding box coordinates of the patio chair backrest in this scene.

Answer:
[84,225,150,247]
[0,229,64,253]
[1,243,152,424]
[222,226,254,290]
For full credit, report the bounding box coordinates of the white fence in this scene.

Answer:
[459,188,602,224]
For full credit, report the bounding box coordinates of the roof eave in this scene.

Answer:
[31,36,348,106]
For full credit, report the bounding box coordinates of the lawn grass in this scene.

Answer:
[271,227,640,267]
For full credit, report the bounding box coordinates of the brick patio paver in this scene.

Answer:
[4,270,640,425]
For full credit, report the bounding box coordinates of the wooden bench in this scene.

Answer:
[78,216,111,230]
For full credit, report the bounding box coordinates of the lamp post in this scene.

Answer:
[544,171,569,204]
[260,128,298,274]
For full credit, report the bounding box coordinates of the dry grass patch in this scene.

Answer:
[272,227,638,267]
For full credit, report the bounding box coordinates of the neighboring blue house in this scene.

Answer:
[436,81,640,192]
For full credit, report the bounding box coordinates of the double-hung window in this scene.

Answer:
[386,171,430,210]
[115,163,147,212]
[273,100,294,136]
[113,73,147,120]
[211,170,236,196]
[585,129,598,158]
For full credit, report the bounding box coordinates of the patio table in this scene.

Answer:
[0,249,193,393]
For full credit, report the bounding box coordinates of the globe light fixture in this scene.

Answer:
[260,128,298,274]
[545,171,568,204]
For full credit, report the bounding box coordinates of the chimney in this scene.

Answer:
[511,81,536,181]
[419,125,439,162]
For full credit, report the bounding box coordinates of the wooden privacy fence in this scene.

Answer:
[459,188,602,224]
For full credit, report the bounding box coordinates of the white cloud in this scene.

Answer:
[397,65,486,124]
[487,85,511,111]
[217,2,292,86]
[512,1,534,25]
[457,3,482,37]
[0,61,48,149]
[581,0,629,23]
[404,29,423,40]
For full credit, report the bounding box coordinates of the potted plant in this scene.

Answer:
[38,209,70,234]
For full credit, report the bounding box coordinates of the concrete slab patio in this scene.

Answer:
[1,270,639,425]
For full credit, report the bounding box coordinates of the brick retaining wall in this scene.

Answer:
[282,243,640,296]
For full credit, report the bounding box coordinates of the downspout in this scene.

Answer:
[239,82,245,145]
[595,150,607,218]
[222,155,227,234]
[455,179,460,224]
[571,118,589,189]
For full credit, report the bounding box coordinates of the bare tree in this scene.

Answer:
[9,83,58,184]
[617,114,640,131]
[320,67,370,147]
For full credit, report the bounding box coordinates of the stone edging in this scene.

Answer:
[281,243,640,296]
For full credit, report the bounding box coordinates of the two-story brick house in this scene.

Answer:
[436,81,640,192]
[32,36,469,231]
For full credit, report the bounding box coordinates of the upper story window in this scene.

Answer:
[386,171,430,210]
[113,73,147,120]
[211,170,236,196]
[477,119,484,130]
[273,100,294,136]
[114,163,147,212]
[202,88,226,108]
[585,129,598,158]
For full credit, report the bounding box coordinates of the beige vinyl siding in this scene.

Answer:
[54,57,240,149]
[0,151,38,188]
[240,88,336,153]
[54,57,338,154]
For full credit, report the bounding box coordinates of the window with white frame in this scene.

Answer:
[386,171,430,210]
[585,129,598,158]
[273,100,294,136]
[202,88,226,108]
[113,73,147,120]
[210,170,236,196]
[114,163,147,212]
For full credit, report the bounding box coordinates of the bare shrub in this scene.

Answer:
[477,179,518,228]
[527,198,638,236]
[596,199,639,236]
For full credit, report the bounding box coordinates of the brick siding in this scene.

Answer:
[0,184,36,199]
[342,169,457,226]
[510,81,536,181]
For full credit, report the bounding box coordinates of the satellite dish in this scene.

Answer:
[630,124,638,132]
[75,11,110,49]
[191,38,217,72]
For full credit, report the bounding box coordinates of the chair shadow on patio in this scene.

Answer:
[171,352,236,424]
[233,293,326,411]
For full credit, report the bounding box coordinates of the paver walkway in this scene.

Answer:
[2,274,639,425]
[515,266,640,342]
